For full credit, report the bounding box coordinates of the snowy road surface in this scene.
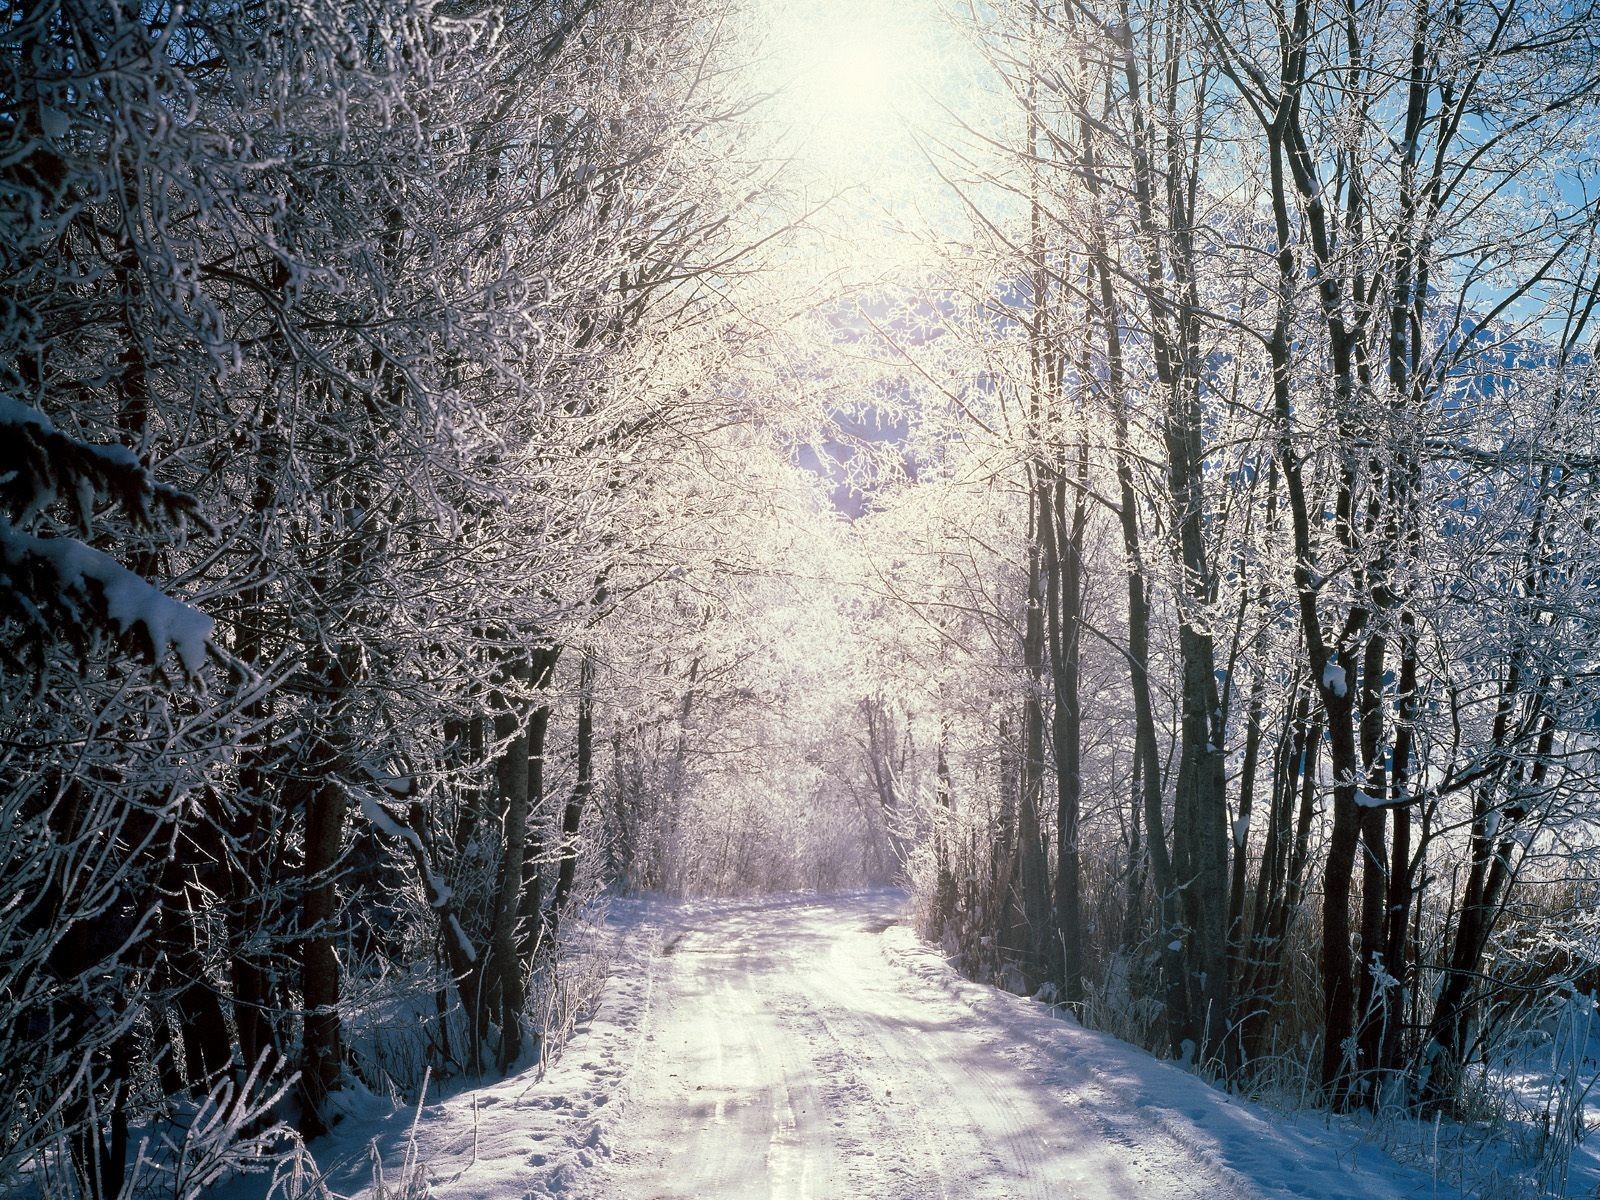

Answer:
[314,891,1462,1199]
[606,892,1252,1199]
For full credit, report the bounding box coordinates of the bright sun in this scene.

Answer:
[812,39,897,120]
[747,0,964,282]
[763,3,921,179]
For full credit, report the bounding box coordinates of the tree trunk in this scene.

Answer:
[1319,698,1363,1103]
[520,701,552,961]
[156,850,234,1093]
[1041,464,1088,1003]
[554,652,595,917]
[298,771,346,1135]
[1015,488,1052,988]
[490,650,532,1072]
[1226,665,1266,1005]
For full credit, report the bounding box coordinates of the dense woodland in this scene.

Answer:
[4,0,1600,1195]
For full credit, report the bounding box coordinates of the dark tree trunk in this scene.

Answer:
[1318,693,1362,1104]
[520,701,552,961]
[452,713,492,1072]
[1423,705,1551,1108]
[554,652,595,917]
[863,696,911,872]
[298,771,346,1135]
[1380,613,1421,1080]
[490,650,532,1072]
[932,717,958,930]
[156,849,234,1093]
[1082,243,1190,1054]
[1240,688,1319,1063]
[1354,800,1391,1096]
[1041,463,1088,1004]
[1226,665,1266,1002]
[1015,490,1052,988]
[228,381,287,1085]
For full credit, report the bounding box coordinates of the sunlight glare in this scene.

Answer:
[763,2,921,177]
[811,38,896,126]
[745,0,969,286]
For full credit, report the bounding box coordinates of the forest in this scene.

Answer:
[3,0,1600,1195]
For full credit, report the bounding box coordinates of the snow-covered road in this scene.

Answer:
[582,891,1450,1200]
[310,890,1460,1199]
[609,892,1235,1199]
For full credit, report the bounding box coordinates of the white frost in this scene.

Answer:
[0,395,55,433]
[2,396,146,474]
[357,789,405,839]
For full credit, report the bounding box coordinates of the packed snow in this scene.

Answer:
[1321,660,1348,698]
[288,891,1483,1200]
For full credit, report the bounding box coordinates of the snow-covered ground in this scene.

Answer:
[262,889,1504,1199]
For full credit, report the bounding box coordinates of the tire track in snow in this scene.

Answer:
[604,916,837,1198]
[803,914,1051,1199]
[600,895,1085,1199]
[586,892,1424,1200]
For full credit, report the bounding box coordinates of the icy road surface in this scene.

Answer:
[313,891,1460,1199]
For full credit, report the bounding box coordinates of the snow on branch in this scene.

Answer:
[0,396,200,534]
[0,396,213,676]
[0,524,213,676]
